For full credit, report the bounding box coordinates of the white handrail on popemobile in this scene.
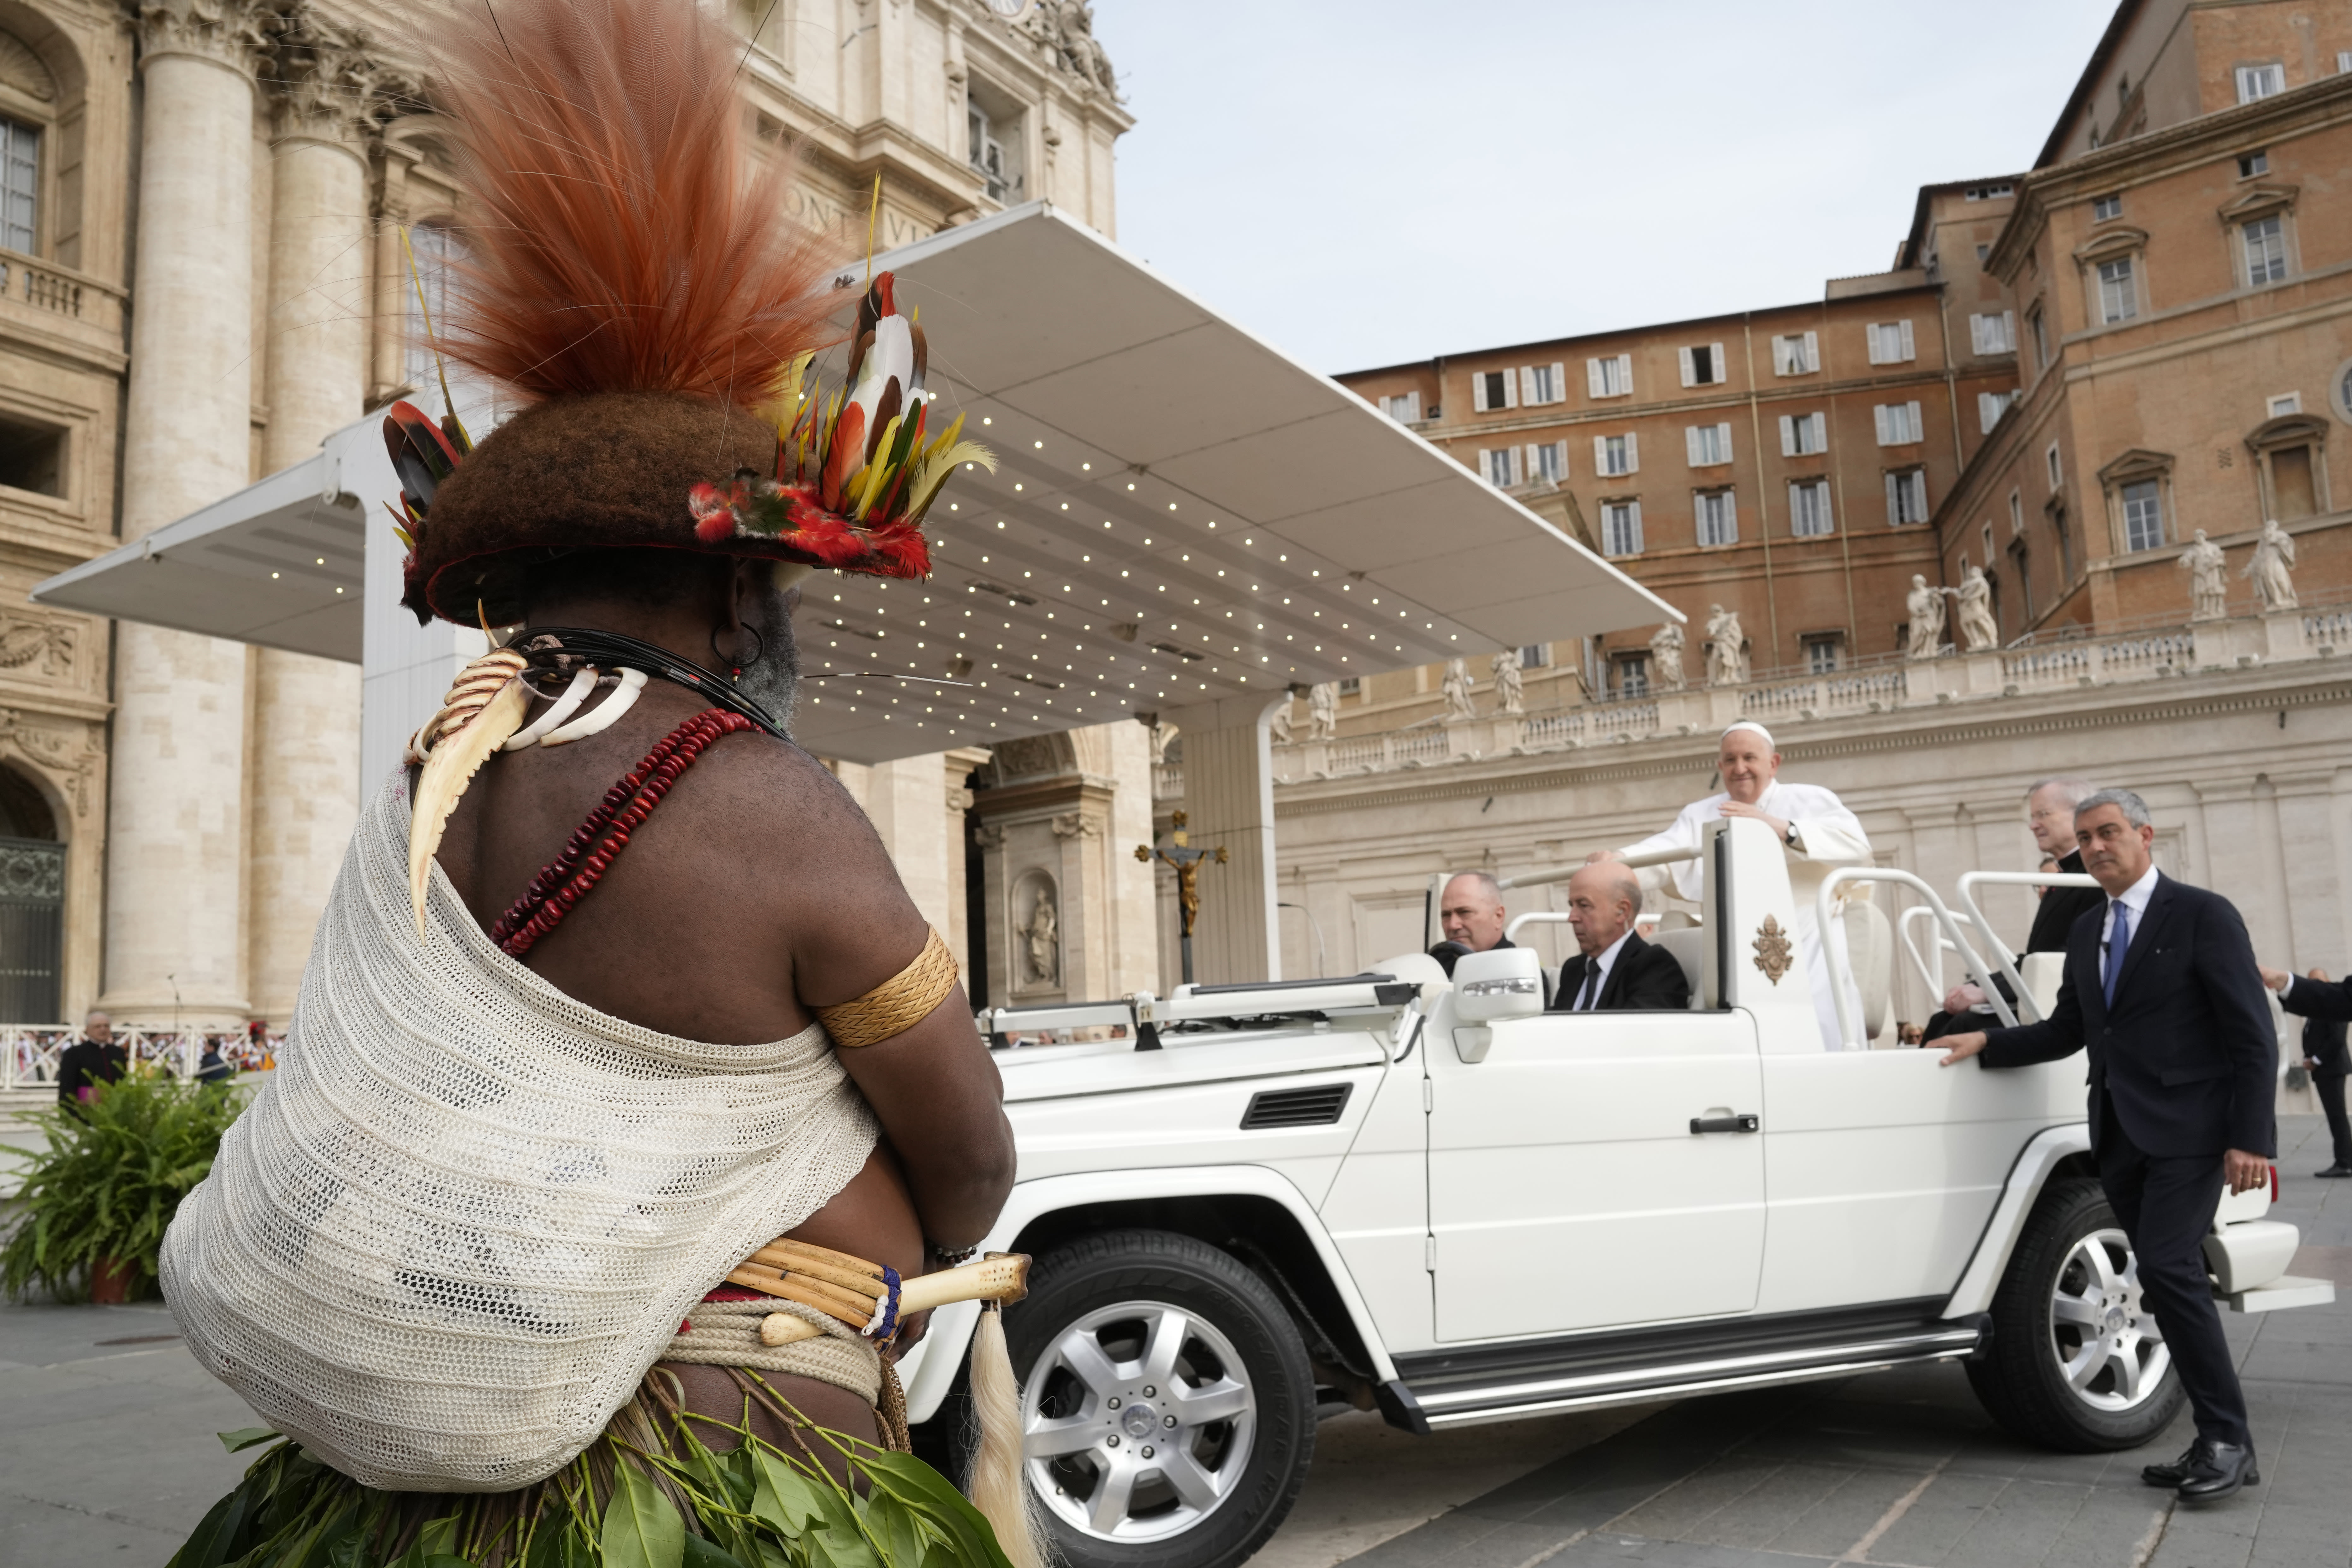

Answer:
[1817,868,2021,1051]
[1898,903,1962,1001]
[1953,871,2103,1026]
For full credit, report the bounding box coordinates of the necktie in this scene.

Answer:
[2103,901,2130,1007]
[1578,964,1600,1011]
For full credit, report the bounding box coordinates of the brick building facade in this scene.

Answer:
[1329,0,2352,733]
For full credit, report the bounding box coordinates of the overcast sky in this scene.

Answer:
[1086,1,2119,375]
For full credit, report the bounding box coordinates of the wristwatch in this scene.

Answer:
[1783,822,1802,850]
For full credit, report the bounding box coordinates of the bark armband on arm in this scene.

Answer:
[817,927,959,1048]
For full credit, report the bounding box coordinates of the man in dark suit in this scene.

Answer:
[1550,863,1689,1012]
[2256,964,2352,1177]
[1925,778,2107,1040]
[1939,788,2275,1506]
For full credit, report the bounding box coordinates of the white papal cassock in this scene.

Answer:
[1619,779,1874,1049]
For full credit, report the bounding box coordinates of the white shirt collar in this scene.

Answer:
[2112,863,2159,914]
[2102,863,2159,945]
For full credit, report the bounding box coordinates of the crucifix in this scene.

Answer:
[1136,809,1227,986]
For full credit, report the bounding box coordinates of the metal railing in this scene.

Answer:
[0,1026,278,1092]
[1951,871,2103,1028]
[1817,869,2017,1050]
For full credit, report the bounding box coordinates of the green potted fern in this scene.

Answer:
[2,1070,245,1303]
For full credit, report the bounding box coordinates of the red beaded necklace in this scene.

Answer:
[489,708,759,958]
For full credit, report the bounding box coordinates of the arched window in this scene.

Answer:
[0,27,59,256]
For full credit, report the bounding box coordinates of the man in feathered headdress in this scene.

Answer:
[157,1,1041,1563]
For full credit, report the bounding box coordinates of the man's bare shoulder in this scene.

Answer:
[684,732,889,868]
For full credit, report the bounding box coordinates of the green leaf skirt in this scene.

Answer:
[168,1370,1007,1568]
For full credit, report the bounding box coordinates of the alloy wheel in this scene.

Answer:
[2047,1226,2170,1411]
[1020,1299,1258,1543]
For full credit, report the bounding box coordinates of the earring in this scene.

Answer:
[713,625,765,681]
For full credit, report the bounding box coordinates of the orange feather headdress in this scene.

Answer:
[386,0,991,626]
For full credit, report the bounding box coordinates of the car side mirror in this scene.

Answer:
[1454,947,1544,1023]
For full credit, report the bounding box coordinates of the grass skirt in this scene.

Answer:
[166,1368,1005,1568]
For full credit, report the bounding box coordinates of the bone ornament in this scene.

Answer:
[751,1250,1032,1346]
[405,651,659,940]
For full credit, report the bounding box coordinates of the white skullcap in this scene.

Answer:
[1720,720,1775,749]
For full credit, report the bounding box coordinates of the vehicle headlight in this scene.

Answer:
[1459,977,1540,998]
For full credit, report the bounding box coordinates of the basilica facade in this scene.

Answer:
[0,0,1129,1028]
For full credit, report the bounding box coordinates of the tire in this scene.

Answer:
[985,1229,1317,1568]
[1966,1177,2186,1451]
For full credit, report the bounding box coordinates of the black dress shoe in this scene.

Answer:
[2141,1442,2201,1487]
[2176,1440,2259,1506]
[2315,1164,2352,1179]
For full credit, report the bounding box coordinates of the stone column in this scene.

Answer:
[103,0,273,1026]
[245,10,374,1026]
[1162,694,1285,985]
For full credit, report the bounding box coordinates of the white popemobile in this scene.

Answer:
[897,817,2332,1568]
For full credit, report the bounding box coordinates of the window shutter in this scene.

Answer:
[1721,489,1738,534]
[1549,362,1567,403]
[1615,354,1633,394]
[1554,439,1570,478]
[1867,324,1885,364]
[1874,405,1892,444]
[1885,472,1901,524]
[1518,366,1536,405]
[1472,373,1489,413]
[1708,343,1725,384]
[1501,368,1518,409]
[1898,320,1915,360]
[1623,430,1639,471]
[1524,443,1543,479]
[1802,331,1819,371]
[1587,358,1606,398]
[1808,413,1826,450]
[1593,434,1609,472]
[1403,390,1421,421]
[1905,400,1923,441]
[1476,448,1491,483]
[1679,347,1696,388]
[1685,425,1704,465]
[1777,414,1795,456]
[1715,422,1733,460]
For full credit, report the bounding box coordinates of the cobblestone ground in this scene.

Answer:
[1280,1114,2352,1568]
[0,1117,2344,1566]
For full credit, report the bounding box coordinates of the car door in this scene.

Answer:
[1426,1009,1766,1341]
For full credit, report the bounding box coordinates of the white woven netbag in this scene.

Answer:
[161,774,877,1491]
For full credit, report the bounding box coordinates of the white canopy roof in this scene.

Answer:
[33,202,1673,765]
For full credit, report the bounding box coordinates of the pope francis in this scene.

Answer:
[1595,721,1874,1048]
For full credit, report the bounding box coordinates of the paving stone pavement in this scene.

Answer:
[1,1119,2346,1566]
[1330,1115,2352,1568]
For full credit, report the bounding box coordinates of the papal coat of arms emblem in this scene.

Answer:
[1752,914,1795,985]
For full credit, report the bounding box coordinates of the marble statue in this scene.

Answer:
[1267,700,1293,745]
[2180,529,2228,621]
[1021,882,1060,986]
[2244,519,2298,612]
[1649,622,1687,691]
[1953,563,1999,652]
[1703,605,1746,686]
[1307,681,1339,741]
[1441,658,1478,721]
[1148,719,1179,765]
[1490,649,1525,716]
[1905,574,1948,660]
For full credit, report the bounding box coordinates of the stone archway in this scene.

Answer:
[0,760,62,1021]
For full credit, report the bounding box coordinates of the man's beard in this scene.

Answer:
[735,584,802,734]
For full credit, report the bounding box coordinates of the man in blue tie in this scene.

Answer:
[1938,788,2275,1506]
